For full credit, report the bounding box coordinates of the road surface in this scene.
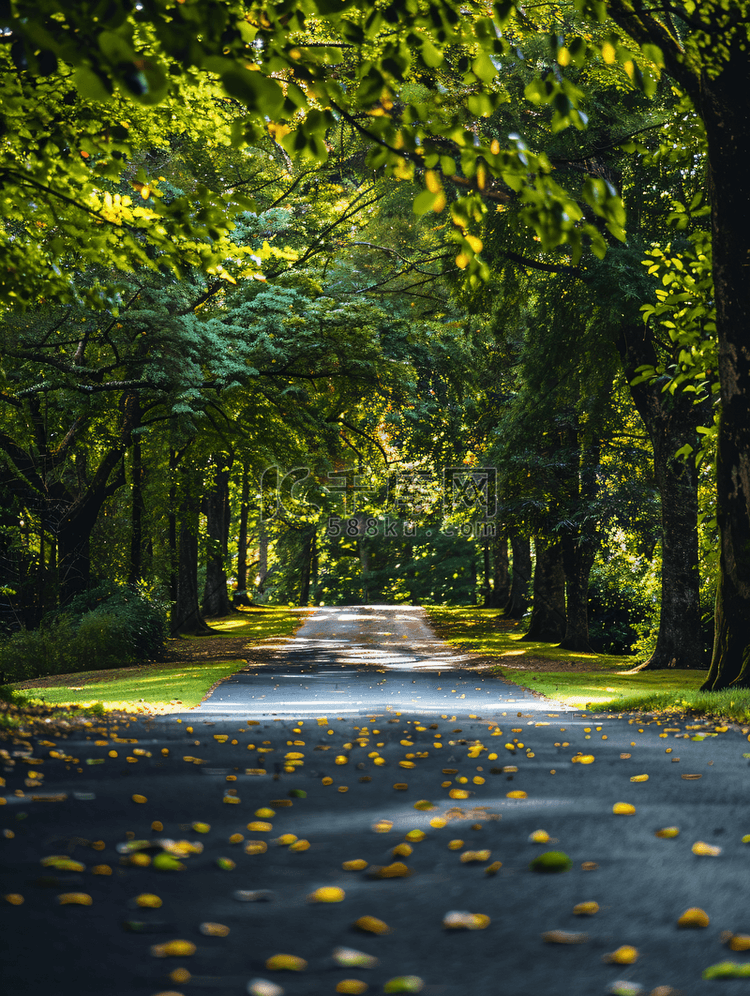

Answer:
[2,606,749,996]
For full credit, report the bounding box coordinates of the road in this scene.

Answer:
[2,606,749,996]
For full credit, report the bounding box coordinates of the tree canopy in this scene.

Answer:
[2,0,750,690]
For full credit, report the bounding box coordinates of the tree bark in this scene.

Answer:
[202,456,235,617]
[617,326,705,669]
[504,533,531,619]
[698,52,750,689]
[127,434,145,586]
[171,469,215,636]
[521,537,566,642]
[299,527,315,607]
[491,531,511,609]
[481,539,492,608]
[559,533,596,652]
[234,463,253,606]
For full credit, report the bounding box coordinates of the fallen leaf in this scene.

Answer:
[655,827,679,838]
[603,945,639,964]
[332,947,378,969]
[677,907,709,928]
[200,922,230,936]
[265,954,307,971]
[57,893,92,905]
[612,802,636,815]
[366,862,412,879]
[342,860,369,871]
[702,962,750,979]
[691,841,721,856]
[529,851,572,873]
[136,894,162,908]
[442,910,490,930]
[150,940,196,957]
[383,977,424,993]
[542,930,588,943]
[246,980,284,996]
[529,830,550,843]
[573,902,599,915]
[354,915,391,934]
[308,886,345,903]
[460,850,491,863]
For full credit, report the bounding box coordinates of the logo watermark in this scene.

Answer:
[259,465,497,538]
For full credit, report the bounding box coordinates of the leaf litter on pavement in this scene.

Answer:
[1,702,749,994]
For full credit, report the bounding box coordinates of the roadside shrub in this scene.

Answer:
[0,582,168,684]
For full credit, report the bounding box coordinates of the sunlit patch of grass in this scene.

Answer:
[425,606,629,669]
[181,605,311,641]
[20,661,243,713]
[502,669,707,710]
[596,687,750,725]
[425,607,742,721]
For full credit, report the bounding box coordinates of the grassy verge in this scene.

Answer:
[425,606,750,724]
[182,606,311,642]
[15,660,244,715]
[4,606,309,720]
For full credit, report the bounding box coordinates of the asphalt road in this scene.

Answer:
[2,605,750,996]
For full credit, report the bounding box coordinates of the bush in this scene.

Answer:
[0,582,168,684]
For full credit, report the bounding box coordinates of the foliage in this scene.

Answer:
[0,581,168,682]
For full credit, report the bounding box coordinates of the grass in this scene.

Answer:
[425,605,629,669]
[425,606,750,724]
[19,660,245,714]
[5,606,309,717]
[183,605,311,641]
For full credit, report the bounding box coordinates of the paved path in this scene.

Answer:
[2,606,749,996]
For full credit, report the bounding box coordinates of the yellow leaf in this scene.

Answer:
[677,907,709,928]
[612,802,636,815]
[265,954,308,971]
[309,887,345,903]
[603,945,638,964]
[57,893,93,906]
[692,841,721,856]
[136,894,162,908]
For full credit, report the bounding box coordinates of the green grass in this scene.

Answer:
[21,660,245,714]
[425,606,750,724]
[185,605,311,641]
[8,606,309,716]
[425,606,631,669]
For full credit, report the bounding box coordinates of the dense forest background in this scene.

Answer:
[2,0,749,689]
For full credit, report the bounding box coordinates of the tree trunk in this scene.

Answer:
[257,523,268,596]
[491,531,511,609]
[127,435,144,586]
[698,56,750,689]
[234,463,252,606]
[559,533,596,652]
[504,533,531,619]
[521,537,566,642]
[171,471,215,636]
[481,540,492,608]
[299,527,314,607]
[202,457,234,617]
[618,326,705,670]
[168,449,178,605]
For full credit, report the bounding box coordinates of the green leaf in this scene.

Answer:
[472,52,496,84]
[221,68,285,117]
[413,189,439,215]
[73,66,112,102]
